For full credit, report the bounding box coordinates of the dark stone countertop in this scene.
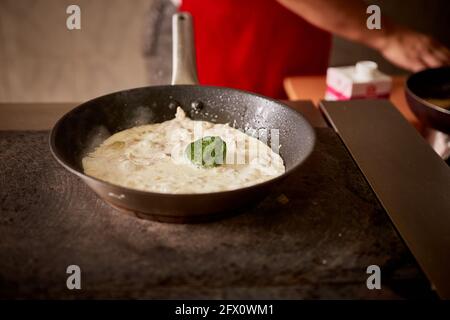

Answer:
[0,129,435,299]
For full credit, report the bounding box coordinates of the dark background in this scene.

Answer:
[0,0,449,102]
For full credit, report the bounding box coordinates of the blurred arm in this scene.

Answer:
[277,0,450,71]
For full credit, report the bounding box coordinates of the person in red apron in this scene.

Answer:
[179,0,450,99]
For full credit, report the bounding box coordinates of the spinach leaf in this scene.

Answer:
[185,136,227,168]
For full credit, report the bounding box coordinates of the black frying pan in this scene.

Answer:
[49,13,315,223]
[405,66,450,134]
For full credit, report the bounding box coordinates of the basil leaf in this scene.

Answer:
[185,136,227,167]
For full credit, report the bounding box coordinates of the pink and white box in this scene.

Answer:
[325,61,392,101]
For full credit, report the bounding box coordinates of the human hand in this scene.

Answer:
[379,27,450,72]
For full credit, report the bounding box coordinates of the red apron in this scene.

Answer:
[180,0,331,99]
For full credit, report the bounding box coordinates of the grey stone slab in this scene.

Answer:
[0,130,435,299]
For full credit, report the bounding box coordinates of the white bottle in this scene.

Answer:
[325,61,392,100]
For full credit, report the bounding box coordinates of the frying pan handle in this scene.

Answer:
[171,13,199,85]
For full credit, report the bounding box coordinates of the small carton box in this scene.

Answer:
[325,61,392,100]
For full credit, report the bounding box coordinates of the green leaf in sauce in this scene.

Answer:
[185,136,227,168]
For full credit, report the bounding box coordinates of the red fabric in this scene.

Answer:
[180,0,332,99]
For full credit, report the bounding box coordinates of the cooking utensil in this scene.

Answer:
[320,99,450,299]
[405,66,450,134]
[49,13,315,223]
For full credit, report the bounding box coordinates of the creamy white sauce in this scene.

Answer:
[82,107,285,193]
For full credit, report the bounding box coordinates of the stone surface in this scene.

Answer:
[0,129,435,299]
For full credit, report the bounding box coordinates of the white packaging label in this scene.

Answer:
[325,61,392,100]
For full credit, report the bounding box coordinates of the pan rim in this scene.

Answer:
[405,66,450,115]
[49,84,316,197]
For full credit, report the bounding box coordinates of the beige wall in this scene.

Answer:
[0,0,154,102]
